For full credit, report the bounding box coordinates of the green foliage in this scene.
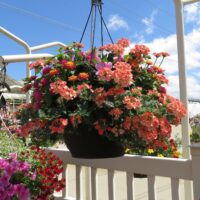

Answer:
[0,131,28,158]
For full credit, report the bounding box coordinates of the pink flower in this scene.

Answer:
[96,62,112,70]
[31,171,37,181]
[9,152,18,161]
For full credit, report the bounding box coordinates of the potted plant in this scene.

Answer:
[16,38,186,158]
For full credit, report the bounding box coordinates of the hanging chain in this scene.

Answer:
[80,0,113,49]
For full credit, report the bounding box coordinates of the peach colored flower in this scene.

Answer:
[94,87,107,108]
[113,61,133,87]
[50,80,77,100]
[117,38,130,48]
[123,96,141,110]
[159,118,172,138]
[49,118,68,134]
[97,67,113,82]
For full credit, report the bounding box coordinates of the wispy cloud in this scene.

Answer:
[184,3,200,26]
[129,28,200,101]
[142,10,158,34]
[131,33,145,43]
[107,15,129,31]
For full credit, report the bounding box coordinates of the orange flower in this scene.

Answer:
[62,60,76,70]
[78,72,89,80]
[49,69,60,76]
[68,75,78,82]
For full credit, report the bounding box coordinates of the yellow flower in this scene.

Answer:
[173,151,181,158]
[157,154,164,157]
[146,59,153,65]
[125,148,130,153]
[147,149,154,154]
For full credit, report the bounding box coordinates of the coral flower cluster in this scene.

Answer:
[17,38,186,157]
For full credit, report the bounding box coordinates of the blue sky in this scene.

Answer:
[0,0,200,102]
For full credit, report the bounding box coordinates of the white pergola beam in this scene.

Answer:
[30,42,66,52]
[183,0,200,5]
[1,53,53,63]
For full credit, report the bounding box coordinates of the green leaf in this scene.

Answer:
[104,101,114,108]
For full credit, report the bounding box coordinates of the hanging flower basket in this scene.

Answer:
[63,124,124,158]
[16,38,186,159]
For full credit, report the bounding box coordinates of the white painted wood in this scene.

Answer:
[2,54,53,63]
[46,149,192,180]
[173,1,193,198]
[30,42,66,51]
[126,172,134,200]
[75,165,81,200]
[62,164,68,198]
[83,167,91,200]
[191,143,200,200]
[108,170,114,200]
[171,178,180,200]
[46,146,200,200]
[147,175,156,200]
[91,167,97,200]
[183,0,200,5]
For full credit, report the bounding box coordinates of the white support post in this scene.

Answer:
[174,0,190,158]
[173,0,192,199]
[0,26,31,103]
[190,143,200,200]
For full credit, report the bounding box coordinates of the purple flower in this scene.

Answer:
[16,184,30,200]
[42,66,51,75]
[7,185,16,197]
[0,174,10,187]
[95,62,112,70]
[33,90,42,102]
[19,161,30,172]
[5,164,16,176]
[0,159,8,169]
[0,186,8,200]
[40,78,49,86]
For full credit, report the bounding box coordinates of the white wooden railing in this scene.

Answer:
[46,143,200,200]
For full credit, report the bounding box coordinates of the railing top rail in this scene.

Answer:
[46,148,192,180]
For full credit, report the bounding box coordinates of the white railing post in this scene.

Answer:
[190,143,200,200]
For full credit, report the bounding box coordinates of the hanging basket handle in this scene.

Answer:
[92,0,102,6]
